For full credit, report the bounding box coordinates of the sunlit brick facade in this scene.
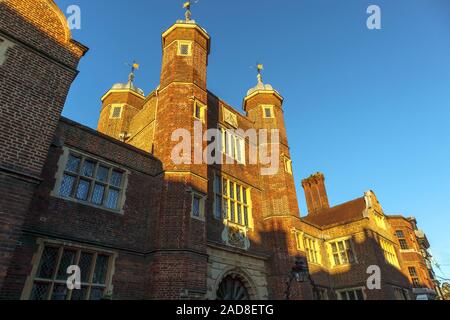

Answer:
[0,0,438,300]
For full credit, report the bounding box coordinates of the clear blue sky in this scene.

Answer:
[55,0,450,279]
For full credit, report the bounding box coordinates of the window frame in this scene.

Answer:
[191,190,206,221]
[261,105,275,119]
[283,156,293,174]
[220,127,246,164]
[109,104,124,119]
[396,230,410,250]
[22,239,116,301]
[177,40,193,56]
[408,267,421,287]
[302,235,322,265]
[373,212,387,229]
[314,288,329,300]
[393,287,410,300]
[379,237,400,268]
[193,100,207,122]
[213,175,252,229]
[336,287,366,300]
[52,147,128,214]
[328,237,357,267]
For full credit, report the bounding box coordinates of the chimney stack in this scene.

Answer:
[302,173,330,215]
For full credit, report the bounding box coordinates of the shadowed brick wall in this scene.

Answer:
[0,0,86,292]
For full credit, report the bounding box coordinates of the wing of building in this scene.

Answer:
[0,0,440,300]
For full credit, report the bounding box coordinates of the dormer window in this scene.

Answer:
[177,41,192,56]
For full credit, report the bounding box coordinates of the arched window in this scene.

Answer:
[216,275,250,300]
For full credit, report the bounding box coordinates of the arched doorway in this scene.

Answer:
[216,274,250,300]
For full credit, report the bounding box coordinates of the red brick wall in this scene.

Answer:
[0,0,86,291]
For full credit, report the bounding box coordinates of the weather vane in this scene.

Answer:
[183,1,199,22]
[125,61,140,83]
[257,63,264,84]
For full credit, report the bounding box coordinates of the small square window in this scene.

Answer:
[193,101,206,122]
[178,41,192,56]
[399,239,409,250]
[396,230,405,238]
[192,196,201,217]
[110,106,123,119]
[262,106,274,118]
[191,192,205,220]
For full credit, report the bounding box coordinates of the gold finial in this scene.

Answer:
[257,63,264,84]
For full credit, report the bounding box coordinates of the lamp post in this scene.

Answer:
[285,258,318,300]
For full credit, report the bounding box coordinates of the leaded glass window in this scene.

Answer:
[329,239,356,266]
[337,288,365,300]
[29,245,113,301]
[58,152,126,211]
[214,175,251,227]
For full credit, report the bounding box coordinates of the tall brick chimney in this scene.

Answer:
[302,172,330,215]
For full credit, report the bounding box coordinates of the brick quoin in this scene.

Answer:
[0,1,438,300]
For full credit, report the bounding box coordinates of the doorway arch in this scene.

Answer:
[215,270,256,300]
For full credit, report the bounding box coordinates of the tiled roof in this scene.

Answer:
[302,197,367,228]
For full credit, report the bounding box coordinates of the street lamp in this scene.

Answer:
[285,258,318,300]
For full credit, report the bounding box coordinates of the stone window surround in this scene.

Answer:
[0,35,15,66]
[109,104,124,119]
[213,173,254,231]
[373,211,387,230]
[282,155,293,175]
[51,146,129,215]
[336,286,367,300]
[191,189,207,222]
[303,234,322,266]
[220,126,246,165]
[326,236,359,268]
[379,237,400,268]
[261,105,275,119]
[21,238,117,300]
[193,99,207,123]
[294,231,322,266]
[177,40,193,56]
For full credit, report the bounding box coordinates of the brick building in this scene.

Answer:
[0,0,438,300]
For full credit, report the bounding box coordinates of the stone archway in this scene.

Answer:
[215,271,256,300]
